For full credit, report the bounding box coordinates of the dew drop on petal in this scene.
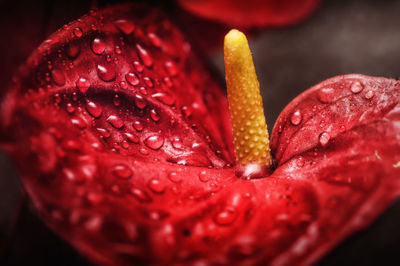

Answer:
[135,94,147,109]
[114,19,135,35]
[119,81,128,89]
[107,115,124,129]
[76,77,90,93]
[215,207,237,225]
[172,138,183,149]
[143,77,154,88]
[318,87,334,103]
[96,128,111,138]
[86,101,102,118]
[125,72,139,86]
[365,90,374,99]
[198,170,209,182]
[91,37,106,55]
[139,87,147,95]
[133,121,143,131]
[73,27,83,38]
[148,179,165,193]
[66,103,75,114]
[121,140,129,149]
[112,164,132,179]
[97,64,116,82]
[164,60,178,77]
[71,117,86,129]
[319,132,330,147]
[124,132,139,144]
[290,110,302,126]
[152,92,176,106]
[113,94,121,106]
[114,45,122,55]
[296,156,305,167]
[350,80,364,94]
[150,109,160,122]
[144,135,164,150]
[130,187,151,202]
[148,32,162,48]
[51,69,66,86]
[168,172,181,183]
[133,60,144,72]
[139,147,149,155]
[136,44,153,67]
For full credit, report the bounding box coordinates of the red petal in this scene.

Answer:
[177,0,320,27]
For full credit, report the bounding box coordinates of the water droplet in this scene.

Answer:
[152,92,175,106]
[114,45,122,55]
[199,170,209,182]
[125,72,139,86]
[350,81,364,94]
[76,77,90,93]
[148,179,165,193]
[290,110,302,126]
[150,109,160,122]
[136,44,153,67]
[163,77,173,88]
[73,27,83,38]
[144,135,164,150]
[135,94,147,109]
[133,61,144,72]
[71,117,86,129]
[319,132,330,147]
[96,128,111,138]
[124,132,139,143]
[51,69,66,86]
[121,140,129,149]
[91,37,106,55]
[181,106,192,118]
[139,147,149,155]
[113,94,121,106]
[107,115,124,129]
[130,187,151,202]
[168,172,181,183]
[172,138,183,149]
[139,87,147,95]
[114,19,135,35]
[215,207,237,225]
[133,121,143,131]
[143,77,153,88]
[119,81,128,89]
[97,64,116,82]
[148,32,162,47]
[296,156,305,167]
[318,87,334,103]
[86,101,102,118]
[54,93,61,104]
[112,164,132,179]
[365,90,374,99]
[66,103,75,114]
[164,60,178,77]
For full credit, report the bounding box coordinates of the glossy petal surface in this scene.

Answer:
[177,0,320,27]
[1,4,400,266]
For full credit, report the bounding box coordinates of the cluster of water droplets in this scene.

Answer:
[283,79,374,151]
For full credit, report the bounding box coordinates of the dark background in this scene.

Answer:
[1,0,400,265]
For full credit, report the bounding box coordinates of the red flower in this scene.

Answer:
[1,1,400,266]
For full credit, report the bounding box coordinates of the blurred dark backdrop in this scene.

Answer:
[1,0,400,265]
